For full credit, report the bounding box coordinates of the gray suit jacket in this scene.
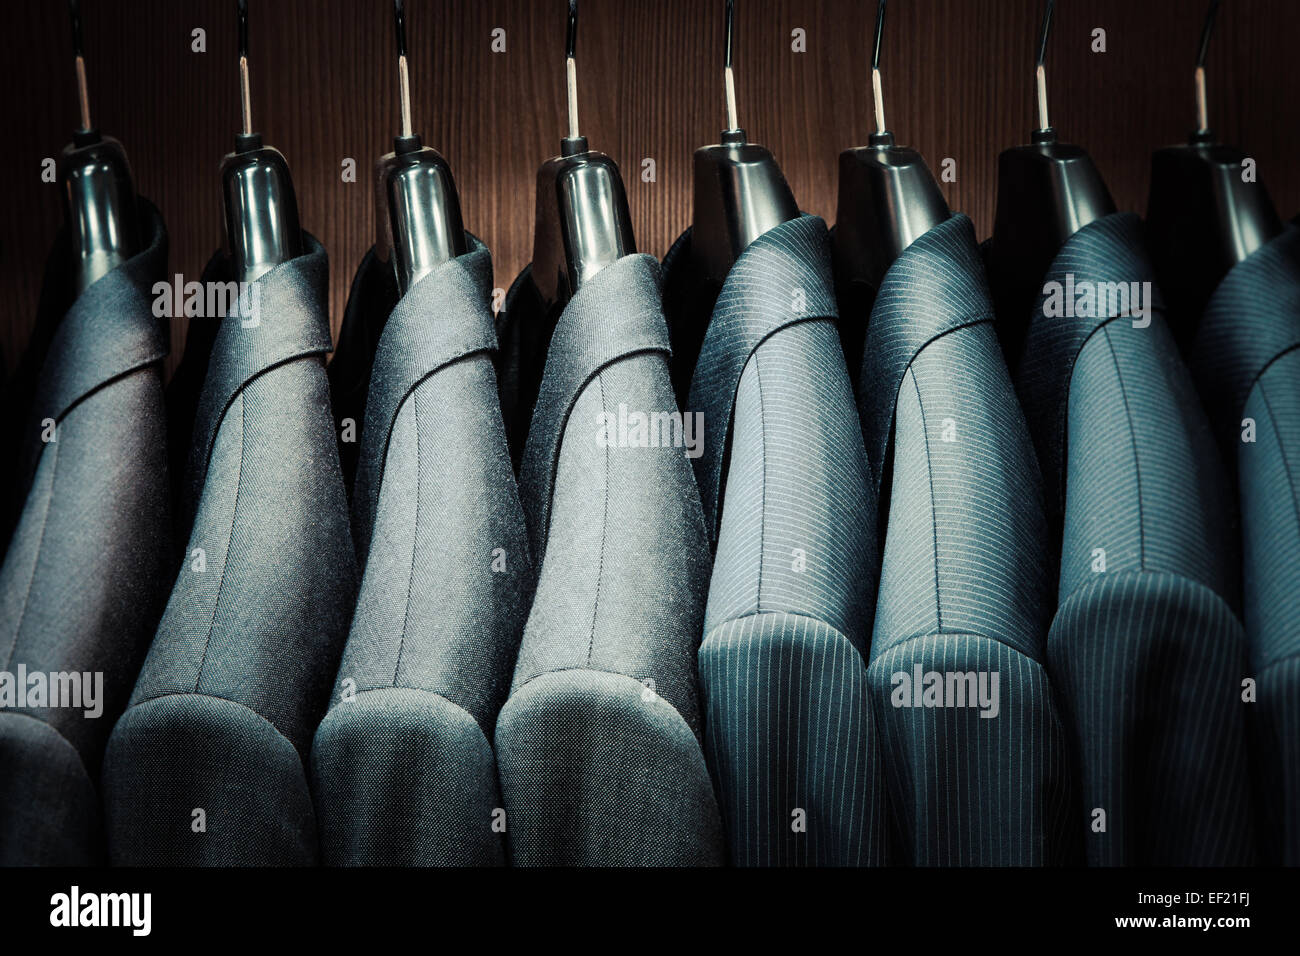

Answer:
[855,214,1075,864]
[0,202,171,865]
[1013,213,1254,865]
[311,238,534,865]
[676,215,887,866]
[495,253,724,866]
[1191,225,1300,864]
[103,236,357,865]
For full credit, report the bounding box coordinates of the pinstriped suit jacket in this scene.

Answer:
[1191,226,1300,864]
[495,254,724,866]
[1011,213,1255,865]
[854,214,1075,865]
[672,216,888,866]
[311,237,534,865]
[0,202,171,865]
[103,237,358,865]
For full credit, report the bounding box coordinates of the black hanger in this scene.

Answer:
[220,0,302,285]
[989,0,1115,353]
[60,0,140,294]
[374,0,467,294]
[530,0,635,310]
[834,0,950,295]
[1146,0,1281,337]
[691,0,799,290]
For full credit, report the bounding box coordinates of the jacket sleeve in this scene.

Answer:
[102,237,357,866]
[310,240,533,866]
[687,216,887,866]
[496,253,724,866]
[0,200,171,866]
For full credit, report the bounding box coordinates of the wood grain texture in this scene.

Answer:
[2,0,1297,377]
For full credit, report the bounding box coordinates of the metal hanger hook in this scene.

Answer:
[1037,0,1054,68]
[871,0,888,134]
[872,0,886,71]
[238,0,249,58]
[68,0,92,130]
[723,0,739,131]
[394,0,408,57]
[1035,0,1055,132]
[1194,0,1222,133]
[69,0,83,56]
[1197,0,1221,69]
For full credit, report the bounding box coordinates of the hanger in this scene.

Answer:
[1146,0,1281,331]
[834,0,950,294]
[989,0,1116,346]
[220,0,302,286]
[691,0,799,290]
[530,0,635,310]
[59,0,140,295]
[374,0,467,295]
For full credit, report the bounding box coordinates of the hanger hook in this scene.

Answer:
[565,1,580,141]
[394,0,407,57]
[1194,0,1221,134]
[723,0,740,131]
[872,0,886,72]
[69,0,83,57]
[394,0,415,138]
[68,0,92,131]
[1036,0,1054,68]
[567,0,578,60]
[870,0,888,135]
[1034,0,1055,133]
[724,0,735,71]
[237,0,252,137]
[1196,0,1221,69]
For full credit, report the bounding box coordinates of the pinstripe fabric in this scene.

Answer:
[103,237,358,866]
[1191,227,1300,863]
[697,613,884,866]
[311,239,533,866]
[855,215,1073,864]
[678,215,886,866]
[1014,213,1254,865]
[0,202,171,865]
[496,254,724,866]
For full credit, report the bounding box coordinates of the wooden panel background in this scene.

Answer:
[2,0,1297,377]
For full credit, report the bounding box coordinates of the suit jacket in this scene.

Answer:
[670,215,887,866]
[102,236,358,865]
[0,202,171,865]
[495,253,724,866]
[853,214,1075,865]
[311,237,534,865]
[1010,212,1254,865]
[1,231,77,553]
[1190,226,1300,864]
